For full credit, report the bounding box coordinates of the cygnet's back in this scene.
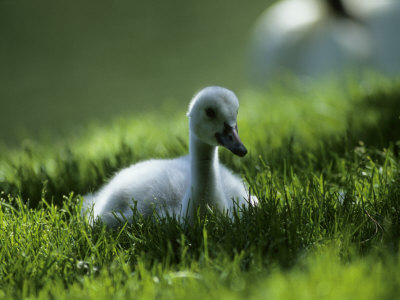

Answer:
[85,156,188,225]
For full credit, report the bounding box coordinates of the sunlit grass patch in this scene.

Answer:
[0,74,400,299]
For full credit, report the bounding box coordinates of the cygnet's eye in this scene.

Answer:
[205,107,216,119]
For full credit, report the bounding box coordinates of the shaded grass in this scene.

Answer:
[0,74,400,299]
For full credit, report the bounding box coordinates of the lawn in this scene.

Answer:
[1,74,400,299]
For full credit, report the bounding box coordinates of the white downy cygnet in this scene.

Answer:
[83,86,258,227]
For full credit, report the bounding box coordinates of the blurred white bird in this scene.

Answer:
[248,0,400,85]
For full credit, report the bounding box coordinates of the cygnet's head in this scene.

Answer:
[187,86,247,157]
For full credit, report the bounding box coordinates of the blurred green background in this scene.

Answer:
[0,0,270,144]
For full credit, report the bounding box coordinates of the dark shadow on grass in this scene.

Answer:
[260,83,400,176]
[347,86,400,151]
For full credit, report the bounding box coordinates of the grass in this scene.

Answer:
[1,73,400,299]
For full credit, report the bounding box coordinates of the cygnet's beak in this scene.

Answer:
[215,122,248,157]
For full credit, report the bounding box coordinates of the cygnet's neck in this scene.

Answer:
[182,132,226,220]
